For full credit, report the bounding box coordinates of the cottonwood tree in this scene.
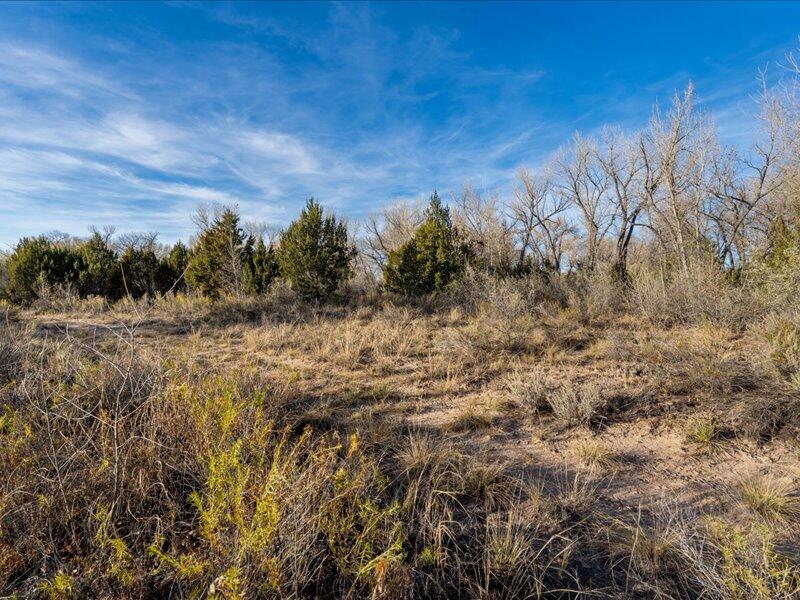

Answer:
[451,186,516,275]
[707,86,795,267]
[555,134,612,271]
[510,169,573,272]
[639,84,717,274]
[596,128,646,280]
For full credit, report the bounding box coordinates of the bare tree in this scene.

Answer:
[451,185,515,274]
[708,79,798,266]
[597,128,646,278]
[511,168,573,272]
[117,231,159,252]
[639,84,717,274]
[360,199,425,274]
[555,134,612,271]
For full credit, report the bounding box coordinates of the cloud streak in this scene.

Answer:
[0,2,795,248]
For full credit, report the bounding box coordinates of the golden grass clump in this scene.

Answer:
[738,476,800,525]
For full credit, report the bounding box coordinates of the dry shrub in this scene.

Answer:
[29,284,110,315]
[505,369,606,427]
[760,312,800,388]
[631,262,761,329]
[749,243,800,312]
[547,382,606,428]
[150,290,212,321]
[448,267,565,316]
[439,269,571,362]
[636,325,766,395]
[504,367,550,414]
[244,307,426,374]
[0,321,24,386]
[147,283,305,326]
[565,269,627,324]
[463,283,542,356]
[604,506,800,599]
[737,394,800,441]
[436,300,546,375]
[605,508,696,594]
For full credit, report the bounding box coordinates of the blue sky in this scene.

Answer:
[1,1,799,247]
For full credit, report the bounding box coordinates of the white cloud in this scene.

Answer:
[240,131,321,174]
[0,42,132,99]
[0,5,788,248]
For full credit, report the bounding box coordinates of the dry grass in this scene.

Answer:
[636,324,765,395]
[445,402,496,432]
[684,416,727,454]
[1,286,799,599]
[572,439,621,471]
[739,476,800,525]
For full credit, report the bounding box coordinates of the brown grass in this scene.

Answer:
[1,285,798,598]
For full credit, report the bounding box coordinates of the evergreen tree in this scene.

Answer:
[186,208,248,299]
[118,246,161,299]
[77,232,119,299]
[6,237,85,303]
[244,237,280,295]
[277,199,356,301]
[162,241,189,293]
[383,192,466,295]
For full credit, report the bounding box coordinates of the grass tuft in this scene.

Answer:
[739,476,800,525]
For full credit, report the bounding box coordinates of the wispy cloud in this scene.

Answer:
[0,2,795,247]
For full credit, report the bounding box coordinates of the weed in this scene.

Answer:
[38,572,76,600]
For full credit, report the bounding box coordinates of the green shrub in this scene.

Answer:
[6,237,85,303]
[383,192,466,296]
[277,198,355,301]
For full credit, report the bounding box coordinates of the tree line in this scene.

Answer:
[1,190,473,305]
[3,66,800,306]
[363,78,800,288]
[2,199,357,304]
